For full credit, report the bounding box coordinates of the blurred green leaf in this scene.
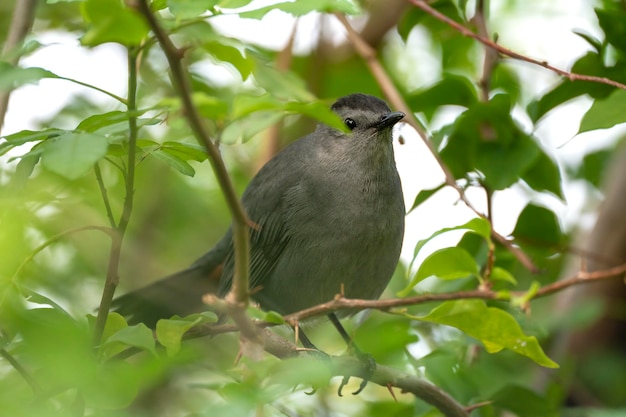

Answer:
[409,182,446,212]
[490,266,517,286]
[156,316,203,356]
[406,75,478,120]
[579,88,626,134]
[104,323,157,355]
[413,300,558,368]
[81,0,149,46]
[240,0,360,19]
[252,64,314,101]
[521,147,564,199]
[168,0,215,19]
[0,63,58,91]
[596,8,626,55]
[221,111,282,144]
[475,134,539,190]
[512,204,563,248]
[0,128,64,156]
[41,132,109,179]
[204,41,253,80]
[161,141,207,162]
[492,385,559,417]
[285,100,346,132]
[577,148,613,188]
[527,52,613,122]
[151,148,197,176]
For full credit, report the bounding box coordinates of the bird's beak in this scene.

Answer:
[376,111,405,130]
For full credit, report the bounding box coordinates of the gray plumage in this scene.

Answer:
[114,93,405,326]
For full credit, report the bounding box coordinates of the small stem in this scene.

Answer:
[93,48,140,345]
[0,347,43,396]
[94,163,117,228]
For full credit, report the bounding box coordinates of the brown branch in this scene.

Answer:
[261,329,469,417]
[135,1,250,305]
[409,0,626,91]
[0,0,38,133]
[190,261,626,339]
[473,0,498,102]
[334,13,538,273]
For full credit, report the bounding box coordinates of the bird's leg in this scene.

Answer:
[327,313,376,396]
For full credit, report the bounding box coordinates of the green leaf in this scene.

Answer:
[475,134,540,190]
[168,0,215,19]
[412,247,479,284]
[0,63,58,91]
[579,88,626,134]
[596,8,626,54]
[492,385,559,417]
[252,64,314,102]
[490,266,517,285]
[232,93,282,119]
[81,0,149,46]
[577,148,612,188]
[401,218,491,295]
[285,100,346,132]
[41,132,109,179]
[76,110,160,135]
[218,0,253,7]
[406,75,477,120]
[103,324,156,355]
[151,148,197,176]
[240,0,360,19]
[0,128,64,156]
[204,41,252,80]
[521,147,564,199]
[411,217,491,261]
[156,314,216,355]
[527,52,612,122]
[512,204,562,247]
[409,183,446,212]
[413,300,558,368]
[161,141,207,162]
[221,111,283,144]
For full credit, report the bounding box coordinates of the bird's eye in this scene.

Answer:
[344,118,357,130]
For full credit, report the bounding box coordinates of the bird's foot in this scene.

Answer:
[337,349,376,396]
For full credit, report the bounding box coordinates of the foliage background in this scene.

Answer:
[1,0,625,416]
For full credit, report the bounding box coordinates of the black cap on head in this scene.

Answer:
[331,93,392,114]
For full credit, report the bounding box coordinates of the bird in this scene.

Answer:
[114,93,406,345]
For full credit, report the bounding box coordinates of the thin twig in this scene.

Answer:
[0,348,43,396]
[408,0,626,91]
[9,225,114,284]
[94,163,117,228]
[334,13,538,273]
[189,261,626,338]
[93,48,140,345]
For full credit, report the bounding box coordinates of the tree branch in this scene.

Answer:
[334,13,538,273]
[135,0,250,305]
[190,261,626,338]
[0,0,38,133]
[261,329,469,417]
[408,0,626,91]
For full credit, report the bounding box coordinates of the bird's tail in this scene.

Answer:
[112,263,222,328]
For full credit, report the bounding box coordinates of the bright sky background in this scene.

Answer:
[3,0,624,270]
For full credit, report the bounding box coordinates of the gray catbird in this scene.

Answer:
[114,93,405,337]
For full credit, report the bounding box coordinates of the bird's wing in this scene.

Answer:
[217,136,313,298]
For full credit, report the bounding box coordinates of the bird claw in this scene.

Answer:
[337,351,376,396]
